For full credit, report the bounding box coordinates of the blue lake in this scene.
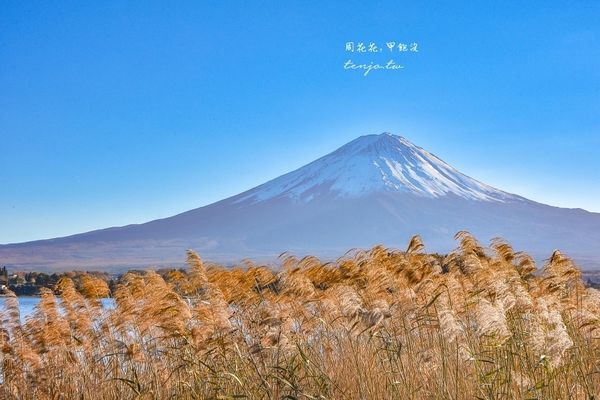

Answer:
[1,296,115,321]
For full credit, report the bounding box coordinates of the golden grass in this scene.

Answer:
[1,232,600,399]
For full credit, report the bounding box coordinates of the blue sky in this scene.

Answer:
[1,1,599,243]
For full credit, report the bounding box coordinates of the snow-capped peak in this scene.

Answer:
[235,133,519,203]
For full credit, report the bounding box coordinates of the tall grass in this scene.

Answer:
[1,232,599,399]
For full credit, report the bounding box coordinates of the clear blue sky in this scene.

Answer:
[1,1,599,243]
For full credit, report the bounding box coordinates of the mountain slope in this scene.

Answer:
[1,133,599,270]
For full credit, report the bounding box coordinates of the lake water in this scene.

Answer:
[1,296,115,321]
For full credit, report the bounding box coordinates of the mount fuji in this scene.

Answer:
[2,133,599,270]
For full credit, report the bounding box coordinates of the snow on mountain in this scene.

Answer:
[236,133,519,204]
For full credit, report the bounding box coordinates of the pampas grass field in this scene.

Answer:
[1,232,599,399]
